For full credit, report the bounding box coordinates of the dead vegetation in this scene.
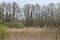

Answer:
[4,28,60,40]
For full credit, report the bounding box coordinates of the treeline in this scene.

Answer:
[0,2,60,28]
[22,3,60,29]
[0,2,21,22]
[0,2,21,28]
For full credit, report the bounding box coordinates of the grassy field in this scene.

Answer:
[4,27,60,40]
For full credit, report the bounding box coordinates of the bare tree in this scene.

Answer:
[1,2,7,23]
[48,3,56,28]
[23,4,31,26]
[12,2,18,19]
[0,4,3,20]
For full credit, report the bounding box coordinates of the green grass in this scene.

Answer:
[0,24,8,38]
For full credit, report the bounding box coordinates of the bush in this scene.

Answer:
[8,21,24,28]
[9,22,19,28]
[0,20,3,24]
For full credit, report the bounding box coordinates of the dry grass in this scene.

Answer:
[4,27,60,40]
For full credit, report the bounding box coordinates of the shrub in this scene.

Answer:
[0,20,3,24]
[8,21,24,28]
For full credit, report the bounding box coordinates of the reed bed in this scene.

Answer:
[4,27,60,40]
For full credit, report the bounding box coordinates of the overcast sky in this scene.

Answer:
[0,0,60,6]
